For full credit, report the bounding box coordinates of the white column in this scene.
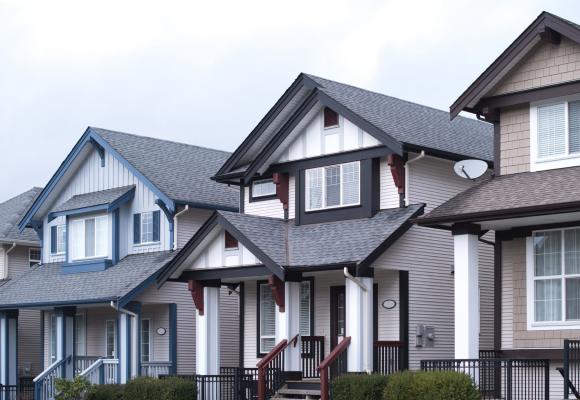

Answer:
[118,312,133,383]
[454,233,480,359]
[276,281,301,373]
[55,308,75,379]
[196,286,220,375]
[0,311,18,387]
[346,277,373,372]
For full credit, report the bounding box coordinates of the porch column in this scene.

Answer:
[118,303,140,383]
[194,284,220,375]
[55,307,75,379]
[453,230,480,359]
[275,280,301,375]
[0,310,18,387]
[345,276,373,372]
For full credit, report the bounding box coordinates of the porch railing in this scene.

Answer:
[318,336,351,400]
[79,358,119,385]
[257,334,299,400]
[301,336,324,378]
[162,368,258,400]
[33,355,72,400]
[141,362,173,378]
[74,356,100,376]
[420,358,550,400]
[563,339,580,399]
[0,383,34,400]
[373,341,407,374]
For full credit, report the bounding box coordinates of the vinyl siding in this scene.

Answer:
[175,208,213,249]
[501,240,514,349]
[244,186,284,218]
[379,156,400,209]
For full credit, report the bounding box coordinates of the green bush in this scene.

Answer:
[384,371,480,400]
[86,384,125,400]
[55,376,92,400]
[332,374,389,400]
[124,376,196,400]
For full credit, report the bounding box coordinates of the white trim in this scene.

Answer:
[140,318,151,363]
[305,161,361,212]
[105,319,117,358]
[251,179,276,198]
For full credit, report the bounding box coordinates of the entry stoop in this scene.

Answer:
[272,379,321,399]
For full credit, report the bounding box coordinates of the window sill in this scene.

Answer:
[528,321,580,330]
[305,203,361,214]
[133,241,161,247]
[249,194,278,203]
[531,154,580,171]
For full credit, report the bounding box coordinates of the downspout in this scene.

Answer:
[3,243,16,280]
[343,267,371,374]
[173,205,189,251]
[403,150,425,206]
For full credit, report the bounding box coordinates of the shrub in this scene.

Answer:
[124,376,196,400]
[55,376,91,400]
[384,371,480,400]
[332,374,389,400]
[86,384,125,400]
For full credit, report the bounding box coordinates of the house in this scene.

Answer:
[418,11,580,400]
[157,73,496,398]
[0,188,42,380]
[0,128,240,398]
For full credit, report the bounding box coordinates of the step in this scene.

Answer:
[277,388,321,396]
[286,380,321,391]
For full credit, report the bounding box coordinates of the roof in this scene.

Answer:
[52,185,135,214]
[0,251,176,308]
[92,128,239,209]
[450,11,580,118]
[0,188,42,244]
[417,166,580,225]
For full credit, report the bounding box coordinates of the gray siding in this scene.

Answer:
[175,208,213,249]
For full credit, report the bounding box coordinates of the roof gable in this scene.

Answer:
[451,11,580,118]
[0,188,42,244]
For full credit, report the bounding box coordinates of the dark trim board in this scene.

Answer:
[399,270,409,370]
[494,240,502,352]
[498,349,564,360]
[256,280,268,359]
[174,265,270,281]
[496,219,580,240]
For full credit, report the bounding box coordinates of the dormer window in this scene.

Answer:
[50,225,66,255]
[70,215,108,260]
[305,161,360,211]
[251,179,276,199]
[324,107,339,128]
[133,211,160,245]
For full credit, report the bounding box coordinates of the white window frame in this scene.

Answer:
[52,225,66,255]
[259,283,277,355]
[141,318,151,363]
[251,179,277,199]
[105,319,117,358]
[530,94,580,171]
[50,314,57,362]
[29,248,41,267]
[305,161,361,212]
[70,215,108,261]
[75,313,87,356]
[526,229,580,330]
[140,212,155,245]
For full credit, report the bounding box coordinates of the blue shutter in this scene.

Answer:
[50,226,57,254]
[153,211,160,242]
[133,214,141,244]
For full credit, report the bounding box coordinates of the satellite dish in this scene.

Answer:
[454,159,488,180]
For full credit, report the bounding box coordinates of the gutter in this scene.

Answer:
[173,205,189,251]
[404,151,425,206]
[2,243,16,280]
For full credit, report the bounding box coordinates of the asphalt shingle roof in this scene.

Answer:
[418,166,580,224]
[0,188,42,244]
[52,185,135,214]
[0,251,176,307]
[92,128,239,210]
[220,204,424,267]
[306,74,493,161]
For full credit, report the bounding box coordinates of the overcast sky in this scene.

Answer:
[0,0,579,199]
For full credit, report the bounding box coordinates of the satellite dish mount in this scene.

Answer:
[453,159,488,181]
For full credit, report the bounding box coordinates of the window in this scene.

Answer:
[50,315,57,362]
[324,107,339,128]
[75,314,86,356]
[252,179,276,199]
[50,225,66,254]
[305,161,360,211]
[141,319,151,362]
[259,283,276,354]
[528,228,580,328]
[133,211,160,245]
[225,231,238,250]
[299,281,312,337]
[106,320,116,358]
[70,216,108,260]
[29,248,41,267]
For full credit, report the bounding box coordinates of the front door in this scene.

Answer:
[330,286,346,350]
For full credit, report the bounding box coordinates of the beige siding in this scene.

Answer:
[499,107,530,175]
[501,240,514,349]
[493,37,580,96]
[85,308,117,357]
[175,208,213,249]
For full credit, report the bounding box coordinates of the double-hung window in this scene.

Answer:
[305,161,360,211]
[50,225,66,254]
[141,319,151,362]
[106,320,116,358]
[529,228,580,328]
[299,280,312,337]
[251,179,276,199]
[75,314,86,356]
[133,211,160,245]
[70,215,108,260]
[29,248,41,267]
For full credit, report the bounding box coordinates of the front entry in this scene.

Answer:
[330,286,346,350]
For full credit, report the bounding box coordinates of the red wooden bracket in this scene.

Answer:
[387,154,405,194]
[273,172,289,210]
[267,274,285,312]
[188,280,205,316]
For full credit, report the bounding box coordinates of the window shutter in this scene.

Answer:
[538,103,566,158]
[152,211,160,242]
[569,101,580,154]
[133,214,141,244]
[50,226,57,254]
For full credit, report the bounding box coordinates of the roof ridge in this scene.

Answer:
[90,126,233,155]
[304,73,489,126]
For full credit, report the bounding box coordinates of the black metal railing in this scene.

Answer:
[0,383,35,400]
[161,368,257,400]
[301,336,324,378]
[421,358,550,400]
[563,339,580,399]
[373,341,407,374]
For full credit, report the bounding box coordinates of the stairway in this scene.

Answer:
[272,379,321,399]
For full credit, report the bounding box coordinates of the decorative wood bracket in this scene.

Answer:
[387,154,405,194]
[188,280,205,316]
[273,172,289,210]
[539,26,561,45]
[89,138,106,167]
[268,274,285,313]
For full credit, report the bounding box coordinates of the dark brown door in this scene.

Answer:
[330,286,346,350]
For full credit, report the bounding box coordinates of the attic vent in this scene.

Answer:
[324,107,339,128]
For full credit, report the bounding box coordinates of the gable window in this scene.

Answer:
[528,228,580,329]
[224,231,239,266]
[70,215,108,260]
[324,107,339,128]
[50,225,66,255]
[141,319,151,362]
[225,231,238,250]
[29,248,41,267]
[133,211,160,245]
[251,179,276,199]
[305,161,360,211]
[106,320,117,358]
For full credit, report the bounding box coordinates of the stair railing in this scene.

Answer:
[33,355,72,400]
[318,336,351,400]
[256,334,299,400]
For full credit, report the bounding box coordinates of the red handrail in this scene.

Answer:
[257,334,299,400]
[318,336,351,400]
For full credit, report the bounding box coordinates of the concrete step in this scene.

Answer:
[277,388,321,396]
